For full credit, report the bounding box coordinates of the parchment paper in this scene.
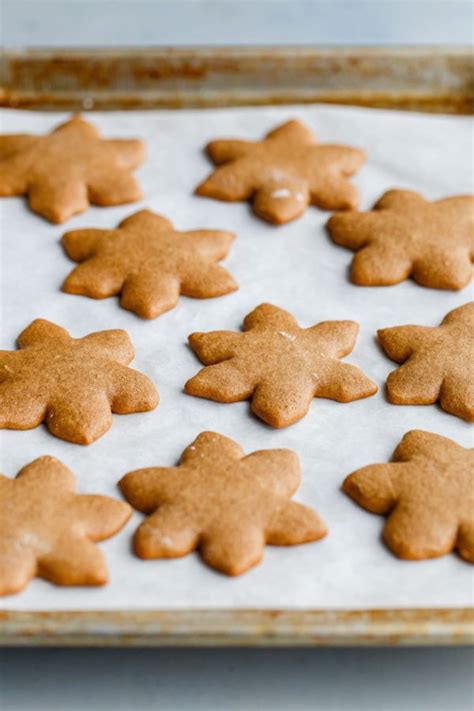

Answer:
[0,105,472,611]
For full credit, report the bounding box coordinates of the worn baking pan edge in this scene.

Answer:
[1,46,473,113]
[1,609,473,647]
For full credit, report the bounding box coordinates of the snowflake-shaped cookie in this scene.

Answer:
[343,430,473,563]
[327,189,474,289]
[62,209,238,319]
[0,115,144,223]
[185,303,377,427]
[0,456,131,595]
[120,431,327,576]
[196,119,366,224]
[0,319,158,444]
[378,302,474,422]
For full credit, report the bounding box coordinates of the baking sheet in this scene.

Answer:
[0,104,472,612]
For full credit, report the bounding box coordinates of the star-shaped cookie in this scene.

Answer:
[343,430,473,563]
[196,119,366,224]
[185,303,377,427]
[0,456,131,595]
[62,209,238,319]
[0,319,158,444]
[0,114,144,223]
[120,431,327,576]
[327,189,474,289]
[378,302,474,422]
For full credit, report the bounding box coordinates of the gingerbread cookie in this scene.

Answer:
[0,319,158,444]
[196,120,366,224]
[120,431,326,576]
[0,115,144,223]
[327,189,474,289]
[378,302,474,422]
[0,456,131,595]
[185,303,377,428]
[62,209,238,319]
[343,430,473,563]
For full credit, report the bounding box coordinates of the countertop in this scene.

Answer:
[1,646,473,710]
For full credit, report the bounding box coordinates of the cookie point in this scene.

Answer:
[251,402,295,429]
[187,331,204,347]
[118,500,133,523]
[325,213,339,229]
[38,205,70,225]
[146,388,160,411]
[364,379,379,397]
[194,181,209,197]
[118,471,133,496]
[220,230,236,244]
[0,579,30,597]
[195,430,221,442]
[318,521,329,540]
[341,473,358,498]
[183,376,197,395]
[86,566,109,587]
[33,454,62,467]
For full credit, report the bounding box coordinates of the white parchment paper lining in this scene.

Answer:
[0,105,472,611]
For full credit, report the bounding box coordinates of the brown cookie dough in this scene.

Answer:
[0,115,144,223]
[343,430,474,563]
[0,319,158,444]
[378,302,474,422]
[185,303,377,428]
[0,456,131,595]
[327,189,474,289]
[196,120,366,224]
[120,431,327,576]
[62,209,238,319]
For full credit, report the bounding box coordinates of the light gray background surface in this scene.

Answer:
[1,1,473,710]
[2,0,474,47]
[0,646,473,711]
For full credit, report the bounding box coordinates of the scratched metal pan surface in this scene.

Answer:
[1,46,473,113]
[0,47,472,647]
[1,609,473,647]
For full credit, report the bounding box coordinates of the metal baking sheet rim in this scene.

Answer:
[1,608,473,646]
[1,46,473,113]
